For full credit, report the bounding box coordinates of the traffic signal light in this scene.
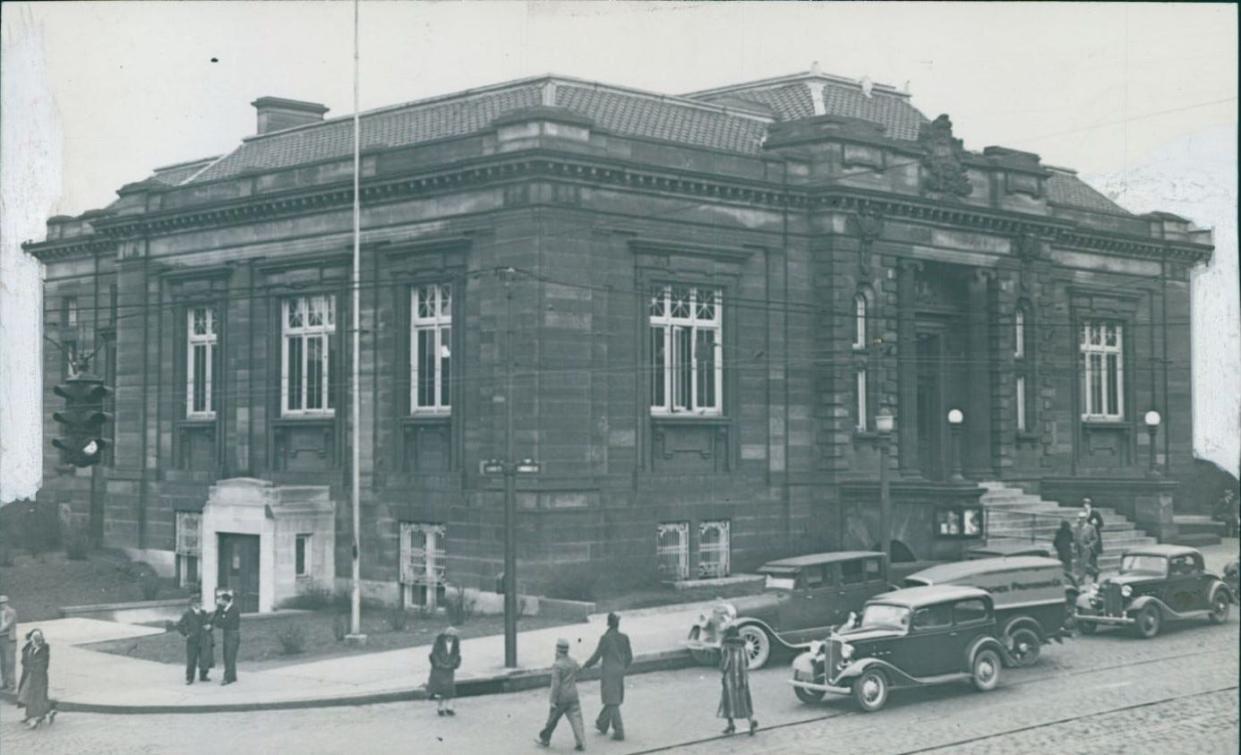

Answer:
[52,374,112,467]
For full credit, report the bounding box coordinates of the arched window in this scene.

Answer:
[853,293,867,350]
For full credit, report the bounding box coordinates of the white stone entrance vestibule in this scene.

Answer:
[199,478,334,613]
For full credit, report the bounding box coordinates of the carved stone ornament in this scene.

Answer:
[851,207,884,278]
[918,114,972,197]
[1015,233,1042,263]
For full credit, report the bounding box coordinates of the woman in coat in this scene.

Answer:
[427,626,461,716]
[1053,520,1074,571]
[717,625,757,736]
[17,629,55,729]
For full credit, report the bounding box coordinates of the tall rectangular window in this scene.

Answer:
[187,306,218,418]
[295,534,311,577]
[649,286,722,415]
[1015,376,1027,432]
[411,284,452,414]
[855,368,869,431]
[1080,320,1124,420]
[282,295,336,416]
[175,512,202,588]
[62,297,79,377]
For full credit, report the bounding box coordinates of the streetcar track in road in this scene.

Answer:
[896,685,1240,754]
[624,645,1238,755]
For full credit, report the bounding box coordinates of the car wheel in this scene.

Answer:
[852,669,889,713]
[1006,627,1041,667]
[737,625,771,670]
[1134,605,1161,639]
[794,685,826,704]
[1077,621,1097,636]
[1209,591,1231,624]
[971,648,1001,692]
[687,626,717,665]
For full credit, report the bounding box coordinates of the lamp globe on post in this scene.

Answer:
[947,408,965,482]
[875,408,895,563]
[1144,410,1162,477]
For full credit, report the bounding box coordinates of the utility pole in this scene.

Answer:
[482,268,540,668]
[347,0,365,644]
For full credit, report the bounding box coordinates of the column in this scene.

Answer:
[966,269,994,477]
[896,260,920,475]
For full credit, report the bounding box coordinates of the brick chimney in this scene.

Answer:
[251,97,329,135]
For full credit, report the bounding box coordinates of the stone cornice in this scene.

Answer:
[22,150,1212,267]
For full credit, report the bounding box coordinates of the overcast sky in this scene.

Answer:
[2,2,1237,500]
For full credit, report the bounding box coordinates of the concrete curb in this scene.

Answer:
[0,649,698,715]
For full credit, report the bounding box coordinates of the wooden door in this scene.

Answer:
[218,534,260,613]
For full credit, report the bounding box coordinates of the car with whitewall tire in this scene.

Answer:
[788,585,1010,713]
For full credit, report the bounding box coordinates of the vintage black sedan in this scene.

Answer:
[788,585,1009,712]
[685,551,910,669]
[1074,544,1232,638]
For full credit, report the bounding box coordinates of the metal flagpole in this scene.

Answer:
[348,0,364,641]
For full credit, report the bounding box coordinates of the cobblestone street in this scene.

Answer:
[2,614,1235,754]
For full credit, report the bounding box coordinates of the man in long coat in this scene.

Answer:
[583,612,633,741]
[213,591,241,685]
[1073,512,1099,583]
[1082,498,1105,566]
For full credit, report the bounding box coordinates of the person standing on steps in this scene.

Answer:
[0,595,17,692]
[213,591,241,685]
[536,638,586,751]
[1082,498,1104,569]
[1073,511,1099,585]
[1053,520,1074,572]
[582,612,633,742]
[717,625,758,737]
[427,626,461,716]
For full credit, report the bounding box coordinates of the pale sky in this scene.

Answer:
[2,1,1237,500]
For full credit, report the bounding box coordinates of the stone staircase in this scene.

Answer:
[979,481,1158,573]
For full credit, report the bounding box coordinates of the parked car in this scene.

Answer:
[685,551,931,669]
[788,585,1009,712]
[1074,544,1232,638]
[902,556,1070,666]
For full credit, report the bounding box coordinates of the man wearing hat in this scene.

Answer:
[536,638,586,751]
[212,591,241,685]
[0,595,16,691]
[582,612,633,741]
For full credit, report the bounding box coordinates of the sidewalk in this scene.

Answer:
[6,600,717,714]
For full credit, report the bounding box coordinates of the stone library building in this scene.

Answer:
[25,68,1212,612]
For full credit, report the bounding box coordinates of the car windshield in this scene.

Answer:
[1120,555,1168,577]
[860,603,911,630]
[764,574,797,591]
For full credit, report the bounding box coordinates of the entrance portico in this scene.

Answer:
[200,478,335,613]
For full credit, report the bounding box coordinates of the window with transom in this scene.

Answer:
[175,512,202,588]
[1014,302,1034,432]
[1079,320,1124,420]
[853,293,867,350]
[281,295,336,416]
[187,306,218,418]
[649,285,722,415]
[411,284,452,414]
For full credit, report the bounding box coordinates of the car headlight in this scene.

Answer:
[809,640,825,657]
[840,642,855,660]
[1121,585,1133,598]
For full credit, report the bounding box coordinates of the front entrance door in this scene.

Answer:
[217,534,260,613]
[916,333,946,480]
